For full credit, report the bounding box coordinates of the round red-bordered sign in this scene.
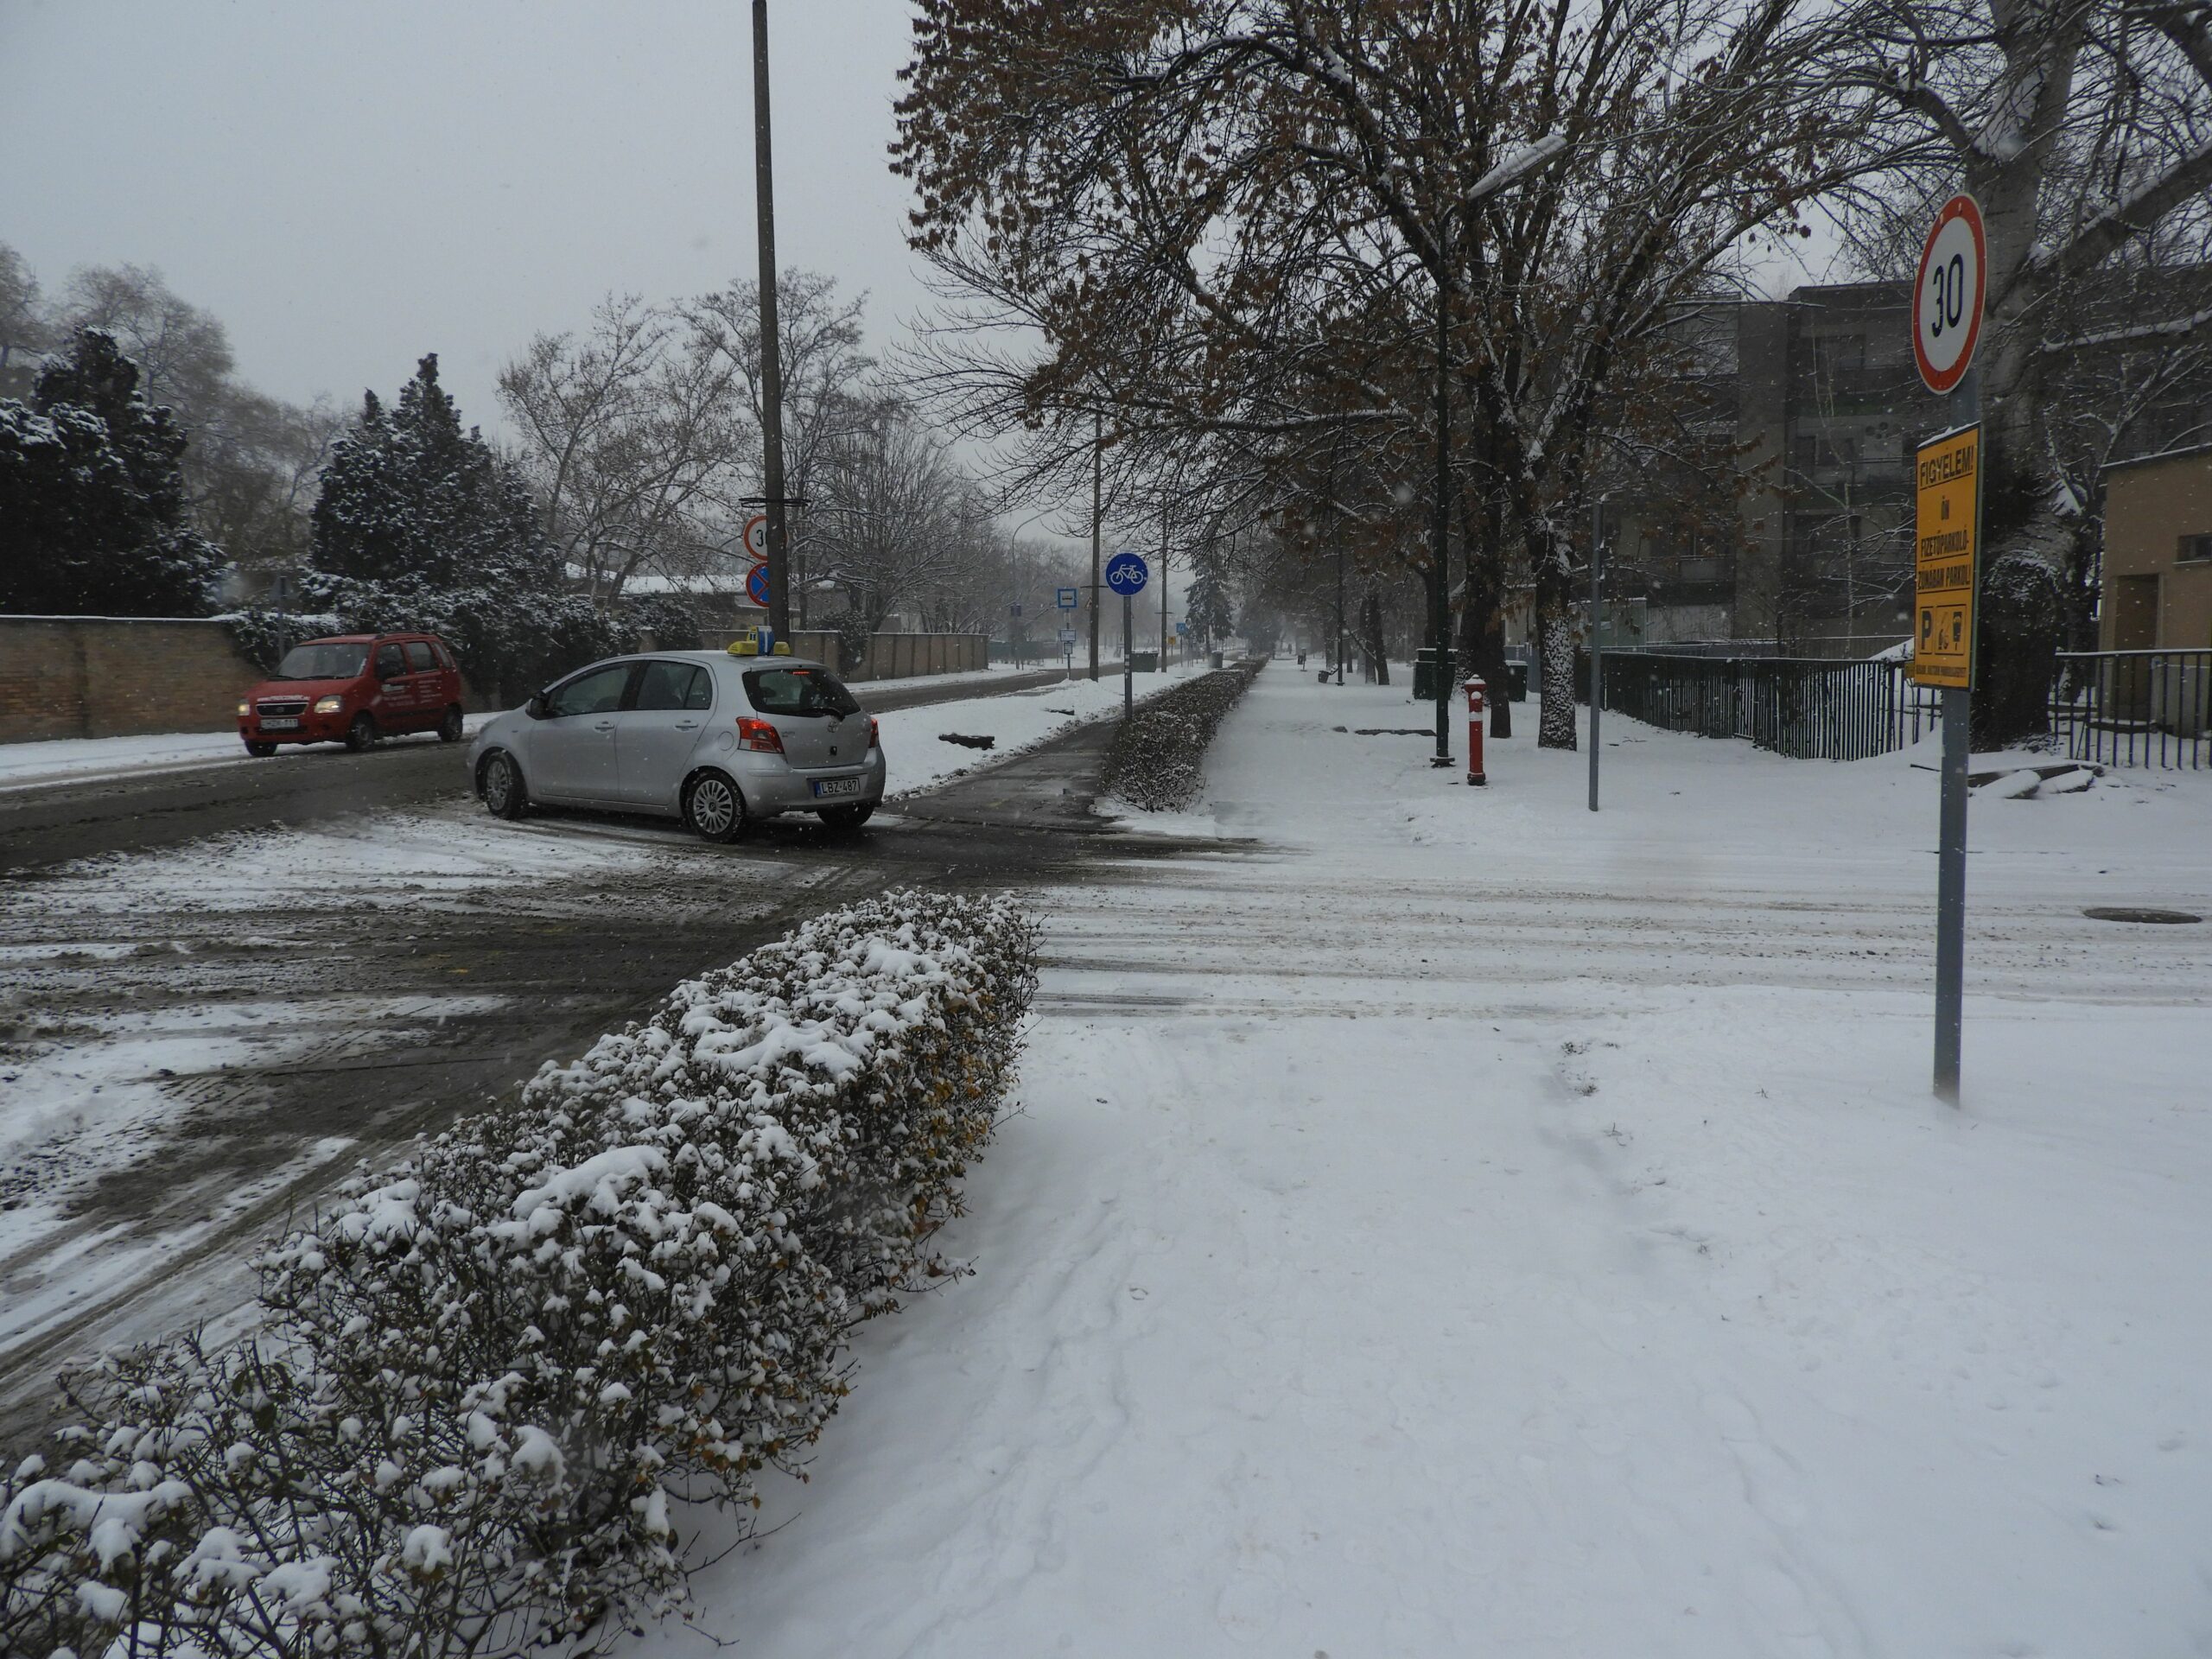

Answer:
[1913,194,1986,395]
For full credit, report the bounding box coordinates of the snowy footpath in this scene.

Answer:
[645,666,2212,1658]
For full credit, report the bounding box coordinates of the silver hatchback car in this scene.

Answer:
[467,652,887,840]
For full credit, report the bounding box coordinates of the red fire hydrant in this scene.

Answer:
[1463,677,1488,786]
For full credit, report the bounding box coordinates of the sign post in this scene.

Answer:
[1911,193,1986,1105]
[1104,550,1149,717]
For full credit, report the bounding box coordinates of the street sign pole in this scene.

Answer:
[1934,363,1979,1104]
[1911,192,1986,1106]
[1588,495,1604,813]
[1122,591,1134,715]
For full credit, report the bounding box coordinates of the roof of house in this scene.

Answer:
[2101,440,2212,476]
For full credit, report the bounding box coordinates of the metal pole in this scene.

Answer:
[1122,589,1134,716]
[1934,359,1979,1103]
[1336,522,1347,685]
[1589,494,1603,812]
[1430,283,1452,767]
[1089,411,1103,681]
[1160,499,1170,672]
[750,0,791,642]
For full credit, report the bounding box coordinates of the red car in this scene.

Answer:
[237,632,466,755]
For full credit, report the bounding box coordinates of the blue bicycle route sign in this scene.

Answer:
[1104,550,1149,596]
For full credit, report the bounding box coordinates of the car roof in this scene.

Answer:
[294,632,439,645]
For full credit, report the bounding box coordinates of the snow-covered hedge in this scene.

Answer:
[1101,662,1262,811]
[0,890,1038,1658]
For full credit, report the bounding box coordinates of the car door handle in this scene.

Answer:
[674,720,700,731]
[594,721,616,732]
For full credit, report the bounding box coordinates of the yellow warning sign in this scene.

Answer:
[1912,424,1980,690]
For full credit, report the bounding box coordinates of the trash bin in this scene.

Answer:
[1210,651,1225,669]
[1509,661,1529,702]
[1296,651,1307,667]
[1413,647,1458,702]
[1130,650,1158,673]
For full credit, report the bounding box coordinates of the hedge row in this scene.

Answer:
[0,890,1039,1658]
[1100,661,1264,811]
[227,581,702,706]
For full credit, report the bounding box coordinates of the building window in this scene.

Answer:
[2179,533,2212,565]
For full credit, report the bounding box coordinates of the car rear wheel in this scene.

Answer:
[345,713,378,752]
[244,740,277,758]
[817,802,874,831]
[683,771,747,843]
[437,705,465,743]
[480,751,529,820]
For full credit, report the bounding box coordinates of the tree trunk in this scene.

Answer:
[1537,607,1578,749]
[1365,591,1390,685]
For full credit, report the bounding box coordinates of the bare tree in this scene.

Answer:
[688,270,876,622]
[499,294,749,601]
[0,243,42,390]
[811,399,969,636]
[1844,0,2212,732]
[893,0,1872,747]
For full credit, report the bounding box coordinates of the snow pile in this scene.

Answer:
[0,890,1038,1659]
[1099,664,1262,811]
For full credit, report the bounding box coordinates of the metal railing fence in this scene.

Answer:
[2047,649,2211,770]
[1582,646,2209,767]
[1586,652,1939,760]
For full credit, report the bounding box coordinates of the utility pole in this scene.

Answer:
[1429,284,1452,767]
[1588,493,1605,812]
[1159,498,1170,671]
[1089,410,1102,681]
[750,0,791,642]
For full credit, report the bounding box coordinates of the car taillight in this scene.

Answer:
[736,716,784,753]
[868,717,880,749]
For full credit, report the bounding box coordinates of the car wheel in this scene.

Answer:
[480,751,530,820]
[683,770,747,843]
[345,713,379,752]
[244,740,277,758]
[437,705,465,744]
[817,802,874,831]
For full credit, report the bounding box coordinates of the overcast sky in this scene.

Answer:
[1,0,936,447]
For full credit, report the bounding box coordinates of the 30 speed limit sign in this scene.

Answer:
[741,513,769,562]
[1913,194,1986,395]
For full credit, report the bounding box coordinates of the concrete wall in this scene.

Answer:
[696,628,988,682]
[2101,446,2212,651]
[0,616,263,743]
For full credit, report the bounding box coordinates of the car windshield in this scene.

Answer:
[746,667,861,718]
[272,642,369,681]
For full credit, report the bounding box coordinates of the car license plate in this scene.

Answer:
[261,718,300,730]
[810,776,861,799]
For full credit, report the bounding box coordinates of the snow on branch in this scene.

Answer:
[2041,302,2212,353]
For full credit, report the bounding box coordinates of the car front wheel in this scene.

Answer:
[345,713,378,752]
[480,751,529,820]
[683,771,747,843]
[244,740,276,758]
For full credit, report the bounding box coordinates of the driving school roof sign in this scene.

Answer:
[1911,424,1980,690]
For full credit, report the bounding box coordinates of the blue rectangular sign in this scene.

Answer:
[1056,587,1079,610]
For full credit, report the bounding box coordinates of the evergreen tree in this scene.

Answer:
[1185,555,1236,648]
[0,328,222,616]
[311,353,550,590]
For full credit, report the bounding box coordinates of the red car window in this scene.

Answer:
[375,644,406,678]
[404,641,436,672]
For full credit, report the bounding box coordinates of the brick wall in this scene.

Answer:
[0,617,499,745]
[0,617,264,743]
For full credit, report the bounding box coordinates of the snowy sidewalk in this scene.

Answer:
[644,669,2212,1658]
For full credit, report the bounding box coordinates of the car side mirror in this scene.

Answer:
[527,690,550,719]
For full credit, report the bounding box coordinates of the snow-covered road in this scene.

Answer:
[646,667,2212,1657]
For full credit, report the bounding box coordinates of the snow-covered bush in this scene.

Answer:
[1102,662,1262,811]
[0,890,1038,1659]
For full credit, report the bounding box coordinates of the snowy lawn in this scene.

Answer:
[874,668,1180,801]
[642,669,2212,1657]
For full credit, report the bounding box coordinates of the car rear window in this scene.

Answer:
[404,641,436,671]
[745,667,860,718]
[272,642,368,680]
